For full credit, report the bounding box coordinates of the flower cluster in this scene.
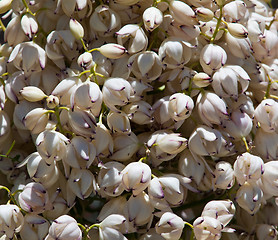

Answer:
[0,0,278,239]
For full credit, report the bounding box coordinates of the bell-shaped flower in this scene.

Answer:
[102,77,133,113]
[159,37,192,69]
[148,175,189,210]
[20,214,49,240]
[222,0,249,23]
[213,161,235,190]
[121,161,151,196]
[36,130,70,165]
[45,215,82,240]
[0,204,24,239]
[197,91,229,127]
[200,44,227,75]
[61,0,91,17]
[227,22,248,38]
[139,228,165,240]
[21,13,38,40]
[67,168,96,200]
[235,182,263,215]
[24,108,50,134]
[193,216,223,240]
[212,65,250,100]
[46,95,59,109]
[8,41,47,75]
[122,100,154,125]
[222,110,253,140]
[0,111,11,144]
[71,80,102,117]
[98,161,125,197]
[110,132,139,161]
[4,15,27,46]
[233,152,264,186]
[179,149,205,185]
[91,122,114,158]
[68,108,97,137]
[254,99,278,133]
[261,161,278,196]
[168,93,194,122]
[124,192,154,226]
[188,125,233,157]
[155,212,184,240]
[128,51,163,82]
[152,96,173,128]
[18,182,52,214]
[69,18,84,40]
[201,200,235,227]
[116,24,148,54]
[65,136,96,169]
[169,0,197,26]
[225,32,252,59]
[254,128,278,161]
[256,224,277,240]
[107,111,131,134]
[98,214,127,240]
[143,7,163,32]
[52,76,82,106]
[89,5,121,37]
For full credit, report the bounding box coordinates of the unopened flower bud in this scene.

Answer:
[45,215,82,240]
[213,161,235,190]
[143,7,163,32]
[69,18,84,40]
[121,161,151,196]
[192,72,211,88]
[20,86,47,102]
[0,0,12,14]
[46,95,59,109]
[77,52,94,70]
[193,216,222,240]
[99,43,127,59]
[195,7,214,22]
[21,13,38,40]
[156,212,184,240]
[227,22,248,38]
[18,182,51,214]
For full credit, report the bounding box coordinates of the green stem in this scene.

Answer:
[241,136,250,153]
[210,6,223,43]
[0,18,6,32]
[88,48,99,53]
[22,0,35,16]
[80,38,88,52]
[264,74,272,99]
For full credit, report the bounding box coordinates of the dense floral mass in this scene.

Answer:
[0,0,278,239]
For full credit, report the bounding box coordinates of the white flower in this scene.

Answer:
[192,72,211,88]
[124,192,154,226]
[227,23,248,38]
[97,162,125,197]
[256,224,277,240]
[143,7,163,32]
[8,42,47,75]
[102,77,133,113]
[99,43,127,59]
[254,99,278,133]
[107,111,131,134]
[116,24,148,54]
[4,16,27,46]
[212,65,250,100]
[168,93,194,122]
[128,51,163,82]
[222,0,248,23]
[98,214,127,240]
[110,132,139,161]
[20,214,49,240]
[121,161,151,196]
[233,152,264,186]
[0,0,12,14]
[235,182,263,215]
[90,5,121,37]
[0,204,24,239]
[261,161,278,196]
[18,182,52,214]
[45,215,82,240]
[169,0,197,26]
[195,7,214,22]
[213,161,235,190]
[67,169,96,200]
[36,130,69,165]
[69,19,84,40]
[24,108,49,134]
[155,212,184,240]
[193,216,222,240]
[21,13,38,40]
[159,37,192,69]
[65,136,96,169]
[197,91,229,127]
[77,52,94,70]
[200,44,227,75]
